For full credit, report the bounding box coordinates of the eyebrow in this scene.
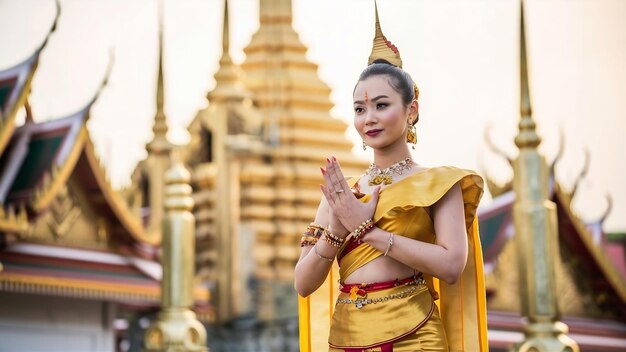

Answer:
[354,95,389,105]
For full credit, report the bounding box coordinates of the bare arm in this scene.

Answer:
[294,197,339,297]
[360,183,468,284]
[294,157,381,296]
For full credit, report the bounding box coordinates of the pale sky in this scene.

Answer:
[1,0,625,232]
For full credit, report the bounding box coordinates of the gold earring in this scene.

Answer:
[406,124,417,149]
[362,141,367,151]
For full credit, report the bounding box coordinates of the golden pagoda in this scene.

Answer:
[239,0,367,320]
[179,0,368,323]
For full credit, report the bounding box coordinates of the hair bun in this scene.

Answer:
[371,59,393,66]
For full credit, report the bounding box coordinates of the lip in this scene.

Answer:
[365,129,382,137]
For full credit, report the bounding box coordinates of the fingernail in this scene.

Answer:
[320,167,326,174]
[332,156,337,161]
[326,158,330,163]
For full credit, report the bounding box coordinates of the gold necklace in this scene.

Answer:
[366,158,413,186]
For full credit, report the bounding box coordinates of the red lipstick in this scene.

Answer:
[365,129,382,137]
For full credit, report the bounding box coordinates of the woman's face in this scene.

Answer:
[353,75,416,151]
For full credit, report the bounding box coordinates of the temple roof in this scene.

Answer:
[478,182,626,320]
[0,242,161,304]
[0,242,210,311]
[0,42,211,311]
[0,61,156,252]
[0,2,59,156]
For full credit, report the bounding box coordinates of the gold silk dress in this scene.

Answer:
[298,166,489,352]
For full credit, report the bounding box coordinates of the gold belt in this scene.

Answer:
[336,284,421,309]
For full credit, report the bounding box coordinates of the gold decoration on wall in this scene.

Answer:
[46,185,82,239]
[486,239,521,312]
[0,203,29,235]
[96,218,109,243]
[31,127,87,212]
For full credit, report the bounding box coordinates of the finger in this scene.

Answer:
[321,166,334,191]
[332,157,351,192]
[328,158,349,194]
[369,186,382,205]
[320,184,336,208]
[325,157,340,190]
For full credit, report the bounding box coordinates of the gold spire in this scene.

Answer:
[143,0,172,242]
[514,1,540,149]
[147,0,170,153]
[144,156,208,352]
[207,0,251,102]
[222,0,230,54]
[511,2,579,351]
[367,1,402,68]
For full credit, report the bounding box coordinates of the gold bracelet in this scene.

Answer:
[313,244,334,262]
[304,223,325,238]
[383,233,394,256]
[321,228,343,247]
[323,234,343,248]
[351,218,375,241]
[325,231,345,244]
[300,236,319,247]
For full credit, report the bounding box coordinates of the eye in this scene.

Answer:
[376,103,388,110]
[354,107,365,114]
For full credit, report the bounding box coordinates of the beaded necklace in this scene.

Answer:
[366,157,414,186]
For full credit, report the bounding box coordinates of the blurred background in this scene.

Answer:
[0,0,625,351]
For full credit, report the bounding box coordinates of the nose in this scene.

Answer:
[363,109,377,125]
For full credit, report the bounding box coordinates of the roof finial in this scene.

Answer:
[82,49,114,119]
[206,0,252,102]
[39,0,61,51]
[24,99,34,124]
[153,0,168,140]
[514,1,541,149]
[147,0,170,153]
[223,0,230,54]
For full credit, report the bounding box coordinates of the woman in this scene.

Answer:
[294,5,488,352]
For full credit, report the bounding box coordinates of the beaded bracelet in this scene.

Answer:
[325,231,345,245]
[323,235,343,247]
[304,223,325,238]
[300,236,319,247]
[300,223,326,247]
[350,218,375,241]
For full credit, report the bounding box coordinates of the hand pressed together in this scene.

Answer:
[320,157,381,236]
